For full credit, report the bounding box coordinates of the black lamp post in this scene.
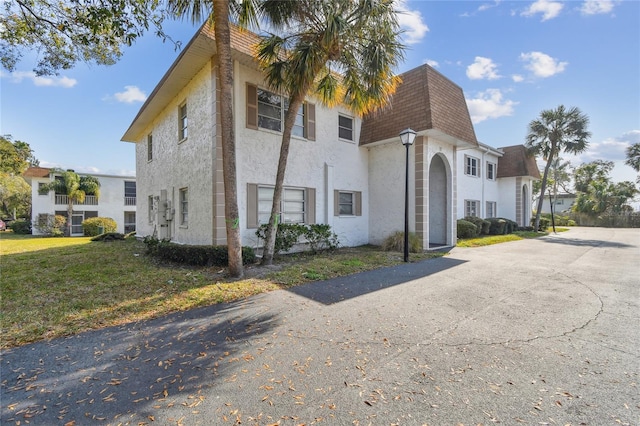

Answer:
[399,128,417,262]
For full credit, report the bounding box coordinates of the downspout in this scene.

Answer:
[482,145,491,217]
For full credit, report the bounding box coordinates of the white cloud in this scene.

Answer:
[478,1,502,12]
[512,74,525,83]
[466,56,501,80]
[113,85,147,103]
[396,0,429,45]
[573,130,640,164]
[580,0,615,15]
[521,0,564,21]
[466,89,518,124]
[1,70,77,88]
[520,51,568,78]
[424,59,439,68]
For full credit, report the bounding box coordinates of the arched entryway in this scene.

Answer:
[429,154,448,246]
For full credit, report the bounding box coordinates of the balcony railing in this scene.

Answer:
[125,196,136,206]
[55,195,99,205]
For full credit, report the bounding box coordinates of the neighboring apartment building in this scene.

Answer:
[457,144,541,226]
[23,167,137,236]
[539,193,576,214]
[121,23,538,250]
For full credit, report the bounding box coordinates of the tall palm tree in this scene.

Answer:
[41,169,101,236]
[526,105,591,231]
[257,0,404,265]
[167,0,262,277]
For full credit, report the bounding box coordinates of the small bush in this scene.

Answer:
[464,216,489,236]
[516,226,535,232]
[91,232,125,242]
[34,214,66,237]
[457,220,478,239]
[9,219,31,235]
[256,223,339,255]
[531,217,551,231]
[381,231,422,253]
[154,243,256,266]
[486,218,506,235]
[82,217,117,236]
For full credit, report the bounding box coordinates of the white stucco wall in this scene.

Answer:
[235,64,370,249]
[29,173,136,235]
[134,63,215,245]
[456,147,501,219]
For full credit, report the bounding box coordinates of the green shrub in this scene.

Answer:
[82,217,117,236]
[91,232,125,242]
[256,223,339,255]
[486,218,506,235]
[154,242,256,266]
[34,214,66,237]
[304,224,339,253]
[381,231,422,253]
[9,219,31,234]
[142,236,256,266]
[464,216,489,236]
[531,217,550,231]
[456,220,478,239]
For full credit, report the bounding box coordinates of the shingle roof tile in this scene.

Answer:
[497,145,541,179]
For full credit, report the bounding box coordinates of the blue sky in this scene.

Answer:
[2,0,639,189]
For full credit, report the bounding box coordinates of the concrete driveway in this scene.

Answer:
[1,227,638,425]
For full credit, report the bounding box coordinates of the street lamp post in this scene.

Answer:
[399,128,417,262]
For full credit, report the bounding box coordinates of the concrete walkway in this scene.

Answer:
[1,227,638,425]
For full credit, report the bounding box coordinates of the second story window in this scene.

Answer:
[124,181,136,206]
[246,84,315,140]
[465,155,479,177]
[338,115,353,141]
[486,161,496,180]
[147,134,153,161]
[178,102,188,141]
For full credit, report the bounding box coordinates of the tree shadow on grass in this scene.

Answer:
[0,297,279,425]
[287,256,467,305]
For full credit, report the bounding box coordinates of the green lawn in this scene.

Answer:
[0,233,443,349]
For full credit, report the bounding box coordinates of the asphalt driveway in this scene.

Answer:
[1,227,638,425]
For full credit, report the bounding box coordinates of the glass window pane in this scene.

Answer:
[339,192,353,204]
[284,188,304,201]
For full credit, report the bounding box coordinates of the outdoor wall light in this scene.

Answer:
[399,128,416,262]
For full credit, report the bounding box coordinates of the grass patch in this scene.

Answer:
[0,235,443,349]
[456,230,548,247]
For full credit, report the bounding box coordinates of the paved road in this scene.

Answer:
[1,227,638,425]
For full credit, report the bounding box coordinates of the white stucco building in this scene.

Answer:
[121,24,539,250]
[23,167,137,236]
[457,143,540,226]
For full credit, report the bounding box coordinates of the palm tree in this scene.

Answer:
[526,105,591,231]
[41,169,100,236]
[256,0,404,265]
[167,0,262,278]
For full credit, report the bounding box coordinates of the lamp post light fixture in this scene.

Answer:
[399,128,417,262]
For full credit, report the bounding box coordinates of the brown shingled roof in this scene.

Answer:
[22,166,51,178]
[360,64,478,147]
[497,145,541,179]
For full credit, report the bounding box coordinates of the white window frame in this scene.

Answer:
[338,191,355,216]
[486,201,497,218]
[338,114,354,141]
[148,195,155,223]
[465,199,480,217]
[38,182,48,195]
[486,161,496,180]
[258,185,306,225]
[257,88,305,137]
[179,188,188,226]
[147,134,153,161]
[178,102,188,142]
[465,155,480,177]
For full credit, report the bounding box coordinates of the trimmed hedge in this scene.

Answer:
[255,223,339,255]
[464,216,490,236]
[457,219,478,239]
[82,217,117,236]
[485,217,519,235]
[9,219,31,234]
[149,240,256,266]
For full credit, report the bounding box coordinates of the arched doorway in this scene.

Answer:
[429,154,448,246]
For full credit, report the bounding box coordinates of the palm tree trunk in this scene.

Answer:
[66,201,73,237]
[534,149,555,231]
[213,0,244,278]
[261,95,306,265]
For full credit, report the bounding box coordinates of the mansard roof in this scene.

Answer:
[497,145,541,179]
[360,64,478,148]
